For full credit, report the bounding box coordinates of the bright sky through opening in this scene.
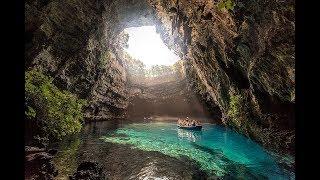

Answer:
[124,26,179,67]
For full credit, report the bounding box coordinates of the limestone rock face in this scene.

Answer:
[25,0,161,120]
[147,0,295,154]
[26,0,129,120]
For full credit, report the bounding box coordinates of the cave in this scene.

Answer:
[25,0,295,179]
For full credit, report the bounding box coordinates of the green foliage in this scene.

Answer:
[25,69,87,139]
[99,50,111,67]
[217,0,235,11]
[227,94,243,126]
[26,106,36,119]
[53,138,81,176]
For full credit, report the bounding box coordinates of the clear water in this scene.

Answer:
[100,122,295,179]
[52,120,294,179]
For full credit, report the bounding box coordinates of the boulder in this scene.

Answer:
[25,147,58,180]
[70,161,105,180]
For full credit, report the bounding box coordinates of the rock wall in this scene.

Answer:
[127,76,217,119]
[148,0,295,154]
[25,0,145,120]
[25,0,163,120]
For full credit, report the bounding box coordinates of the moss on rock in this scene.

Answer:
[25,69,87,140]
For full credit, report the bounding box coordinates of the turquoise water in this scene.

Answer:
[101,122,295,179]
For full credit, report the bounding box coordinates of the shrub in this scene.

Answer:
[227,94,243,127]
[26,105,36,119]
[217,0,235,11]
[99,50,111,68]
[25,69,87,140]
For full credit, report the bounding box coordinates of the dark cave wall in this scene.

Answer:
[25,0,158,120]
[26,0,123,120]
[147,0,295,154]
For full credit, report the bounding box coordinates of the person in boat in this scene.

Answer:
[191,119,200,126]
[178,118,196,127]
[194,120,200,126]
[178,118,186,126]
[179,119,185,126]
[183,119,188,127]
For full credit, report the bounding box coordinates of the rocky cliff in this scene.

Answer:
[25,0,131,120]
[147,0,295,154]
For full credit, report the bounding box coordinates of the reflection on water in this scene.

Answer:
[52,120,295,180]
[177,128,202,142]
[52,138,81,180]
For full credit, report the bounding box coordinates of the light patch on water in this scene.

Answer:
[100,122,295,179]
[102,129,225,175]
[133,161,170,180]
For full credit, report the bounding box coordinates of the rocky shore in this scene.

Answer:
[25,146,58,179]
[25,145,106,180]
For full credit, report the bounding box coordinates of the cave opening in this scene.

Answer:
[118,26,211,119]
[124,26,179,68]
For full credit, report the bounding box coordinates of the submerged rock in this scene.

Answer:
[70,161,105,180]
[25,147,58,180]
[47,148,58,156]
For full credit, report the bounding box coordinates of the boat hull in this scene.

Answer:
[178,125,202,130]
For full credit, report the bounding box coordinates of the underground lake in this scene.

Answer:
[51,119,295,179]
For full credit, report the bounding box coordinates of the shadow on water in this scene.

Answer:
[190,143,268,179]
